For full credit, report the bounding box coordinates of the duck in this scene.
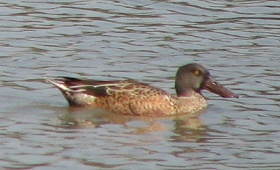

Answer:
[45,63,238,116]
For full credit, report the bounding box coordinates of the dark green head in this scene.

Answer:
[175,63,238,98]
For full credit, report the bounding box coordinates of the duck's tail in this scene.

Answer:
[45,77,74,92]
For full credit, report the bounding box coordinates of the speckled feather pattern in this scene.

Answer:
[94,83,208,116]
[47,78,208,116]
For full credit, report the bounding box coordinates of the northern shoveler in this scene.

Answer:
[46,63,238,116]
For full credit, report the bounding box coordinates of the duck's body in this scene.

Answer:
[46,63,238,116]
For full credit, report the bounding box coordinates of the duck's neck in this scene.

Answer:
[175,84,201,97]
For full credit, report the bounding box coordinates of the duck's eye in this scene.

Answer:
[193,70,201,76]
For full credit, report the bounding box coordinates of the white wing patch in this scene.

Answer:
[46,77,133,94]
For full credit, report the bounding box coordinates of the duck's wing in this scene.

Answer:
[45,77,165,97]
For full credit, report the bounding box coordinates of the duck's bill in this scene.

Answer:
[203,78,239,98]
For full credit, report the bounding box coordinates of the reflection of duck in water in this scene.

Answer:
[57,107,205,137]
[46,63,238,116]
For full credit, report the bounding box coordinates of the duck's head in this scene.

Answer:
[175,63,239,98]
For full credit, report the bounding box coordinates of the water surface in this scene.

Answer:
[0,0,279,169]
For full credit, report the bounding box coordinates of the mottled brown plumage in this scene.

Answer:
[45,63,238,116]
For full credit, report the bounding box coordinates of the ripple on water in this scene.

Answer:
[0,0,280,169]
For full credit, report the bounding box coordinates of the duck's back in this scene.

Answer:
[87,80,180,116]
[47,77,180,116]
